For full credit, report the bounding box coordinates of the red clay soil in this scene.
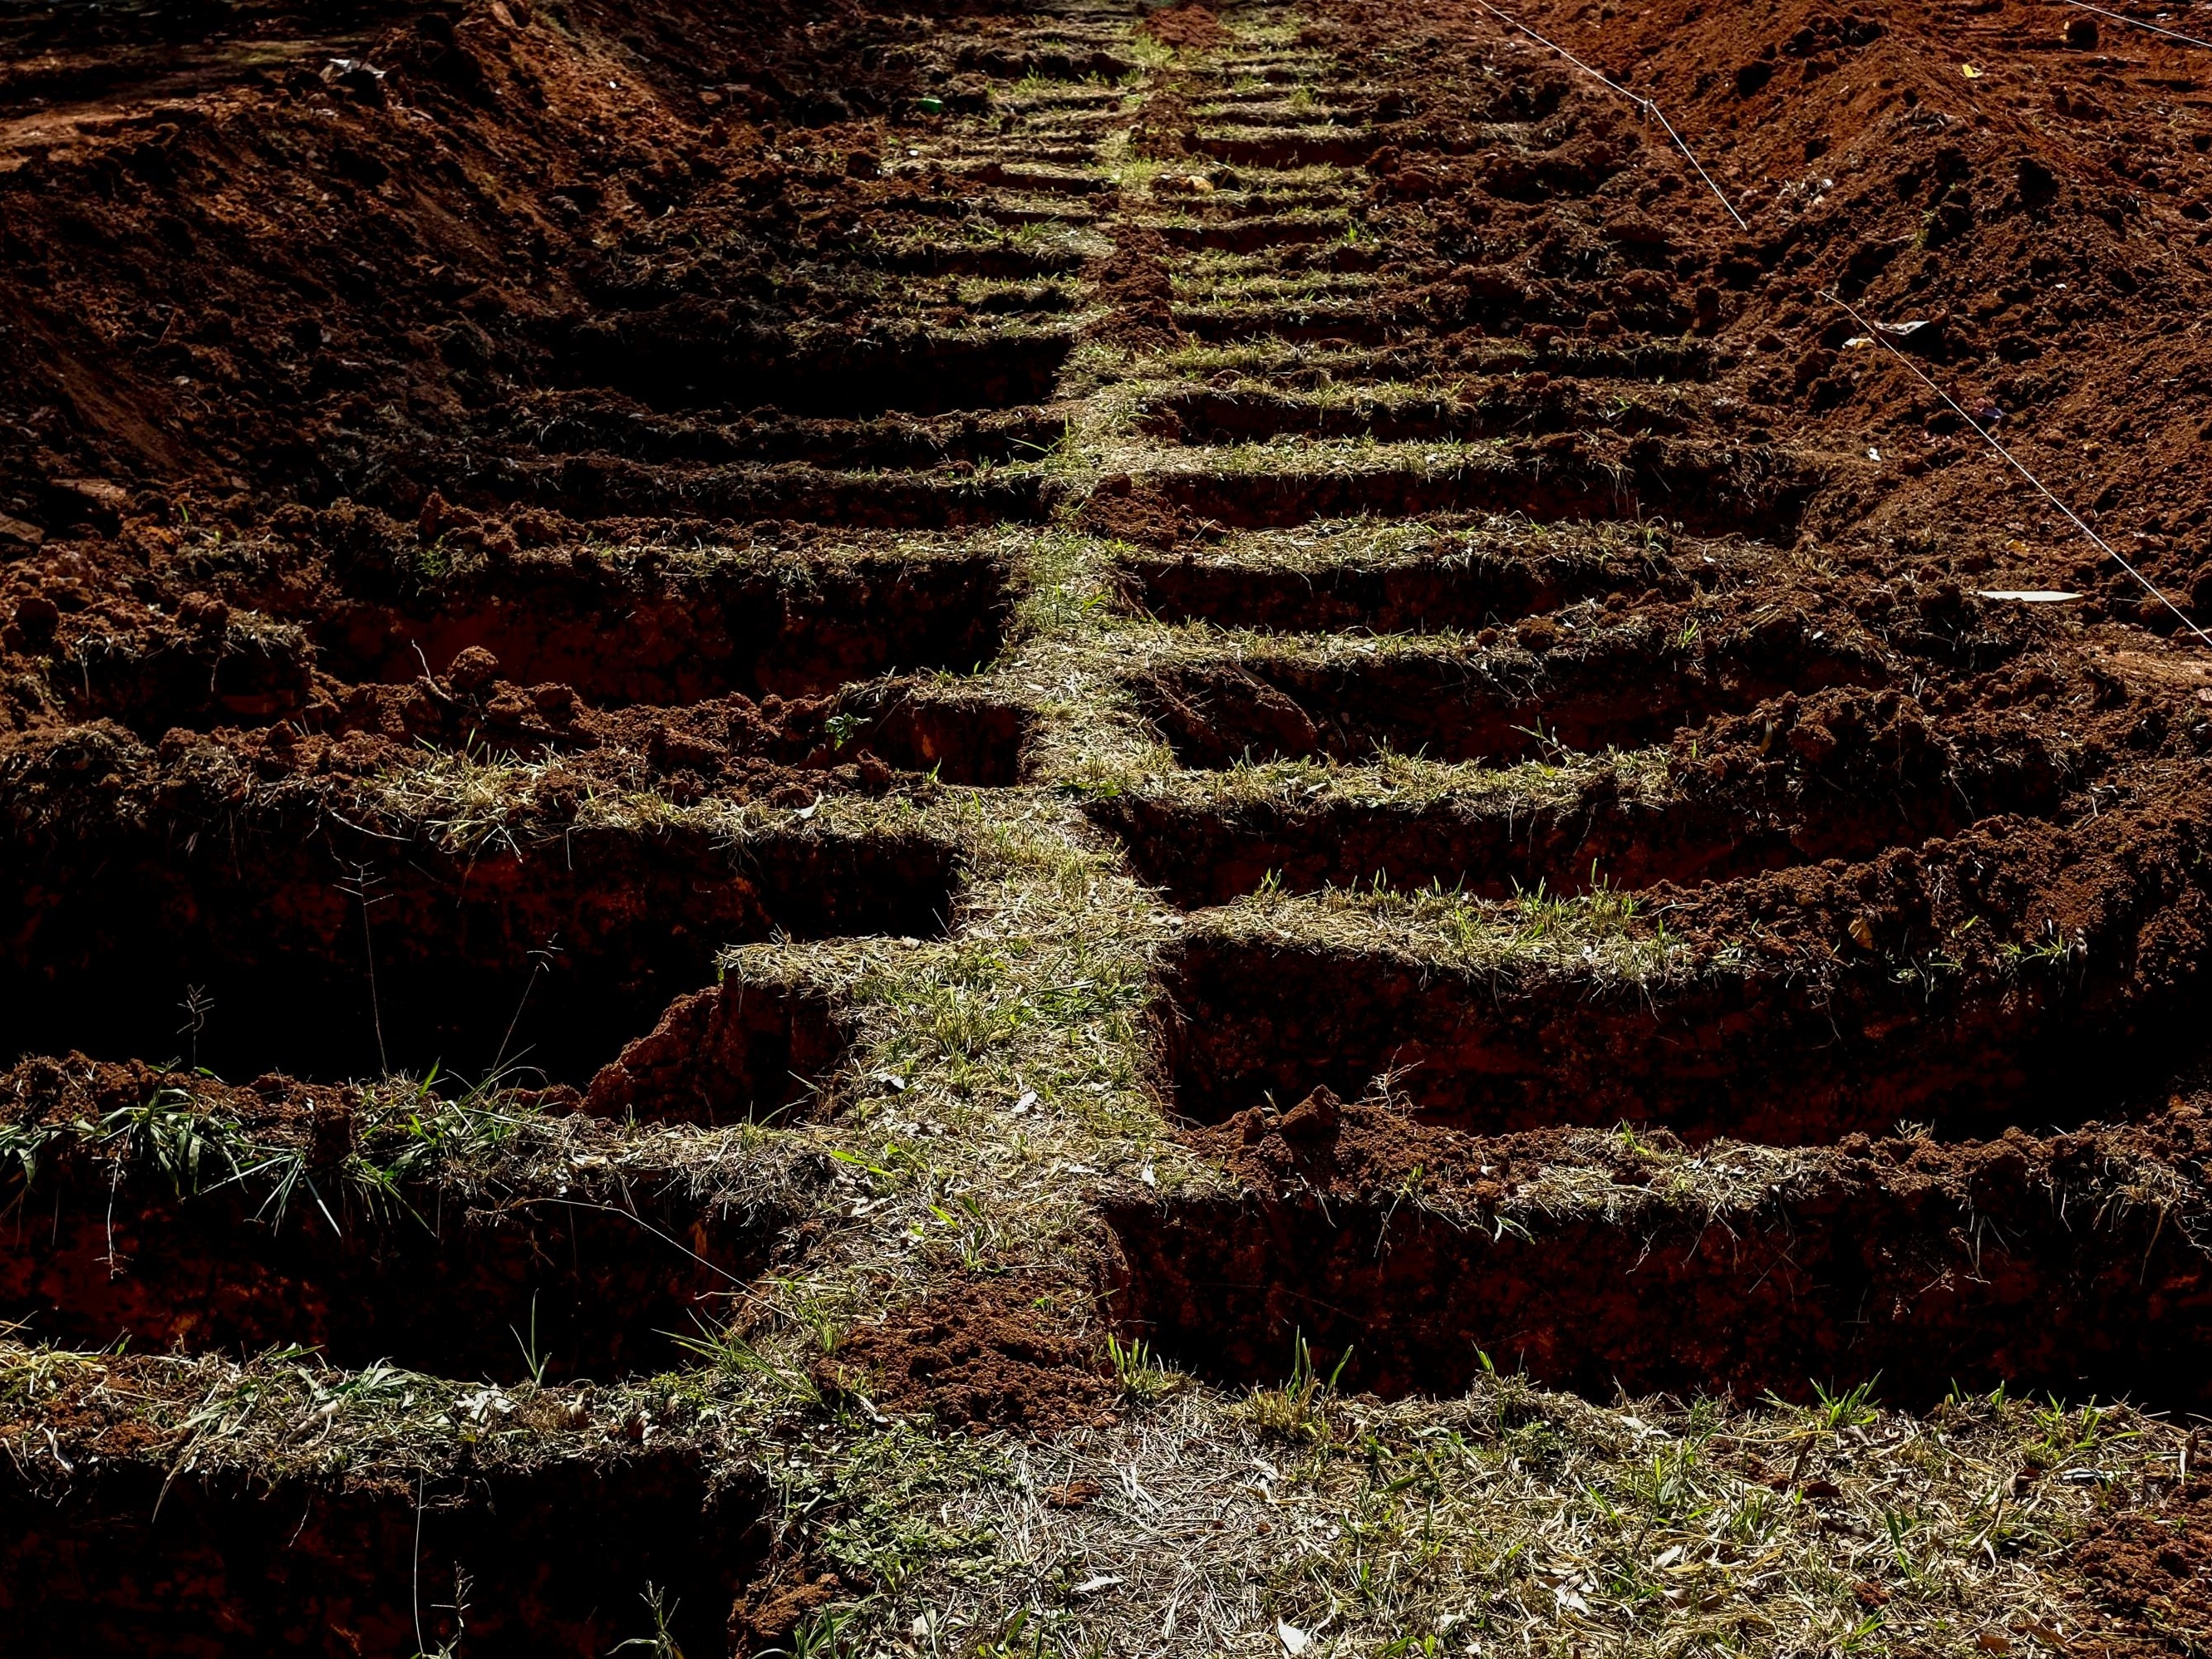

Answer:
[731,1571,846,1653]
[1186,1086,2212,1213]
[0,0,987,497]
[2068,1480,2212,1658]
[815,1277,1120,1432]
[1139,3,1230,50]
[1320,0,2212,611]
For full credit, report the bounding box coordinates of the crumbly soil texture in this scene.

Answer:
[7,0,2212,1654]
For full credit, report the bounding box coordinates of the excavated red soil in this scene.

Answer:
[1321,0,2212,596]
[1139,3,1230,51]
[814,1277,1119,1432]
[2069,1480,2212,1658]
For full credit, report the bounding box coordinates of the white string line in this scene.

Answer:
[1825,290,2212,646]
[2060,0,2212,52]
[1465,0,1747,228]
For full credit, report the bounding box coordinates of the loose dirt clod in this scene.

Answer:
[5,0,2212,1653]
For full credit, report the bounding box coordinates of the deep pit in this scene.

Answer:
[0,1160,774,1384]
[1105,1162,2212,1410]
[0,817,956,1087]
[0,1448,764,1657]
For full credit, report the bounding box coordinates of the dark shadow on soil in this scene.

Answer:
[0,1449,764,1657]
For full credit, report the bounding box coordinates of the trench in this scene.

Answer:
[473,456,1050,530]
[1120,542,1667,634]
[0,822,957,1087]
[318,549,1012,707]
[0,1450,764,1657]
[1104,1183,2212,1410]
[561,321,1076,419]
[1138,385,1693,447]
[1135,633,1879,769]
[1190,129,1382,167]
[1141,451,1808,538]
[502,401,1064,471]
[1171,304,1406,347]
[1155,933,2187,1144]
[0,1161,777,1384]
[586,977,853,1126]
[63,550,1015,739]
[1095,787,1872,909]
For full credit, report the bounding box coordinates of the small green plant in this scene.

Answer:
[99,1089,250,1198]
[510,1293,552,1387]
[1104,1332,1182,1400]
[1811,1376,1880,1431]
[757,1605,858,1659]
[1247,1330,1350,1440]
[611,1583,686,1658]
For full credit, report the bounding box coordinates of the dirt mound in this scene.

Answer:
[2070,1480,2212,1657]
[815,1279,1118,1432]
[1139,4,1228,51]
[1329,0,2212,614]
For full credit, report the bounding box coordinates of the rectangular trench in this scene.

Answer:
[0,1449,764,1658]
[1121,543,1656,634]
[558,317,1075,419]
[0,1143,800,1384]
[318,547,1014,706]
[1134,628,1877,770]
[1155,932,2190,1145]
[1136,441,1812,537]
[1104,1172,2212,1411]
[1094,788,1829,909]
[0,817,956,1087]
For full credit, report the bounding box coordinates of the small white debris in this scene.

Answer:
[1974,589,2081,603]
[1073,1574,1123,1596]
[458,1387,515,1424]
[1140,1163,1158,1187]
[1011,1089,1037,1115]
[1866,447,1881,461]
[1277,1620,1314,1656]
